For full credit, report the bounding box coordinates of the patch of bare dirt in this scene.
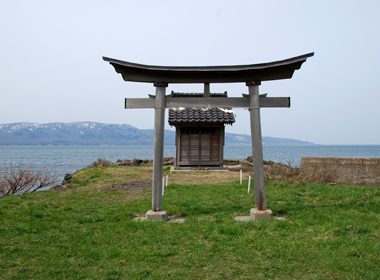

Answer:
[103,180,152,192]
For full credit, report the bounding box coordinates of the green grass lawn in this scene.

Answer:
[0,166,379,279]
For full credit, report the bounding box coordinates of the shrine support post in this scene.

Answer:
[247,81,272,219]
[146,82,168,220]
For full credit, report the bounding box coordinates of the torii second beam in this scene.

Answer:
[125,96,290,109]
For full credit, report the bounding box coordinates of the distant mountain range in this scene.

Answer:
[0,122,315,146]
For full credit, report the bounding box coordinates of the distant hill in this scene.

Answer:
[225,133,314,146]
[0,122,315,146]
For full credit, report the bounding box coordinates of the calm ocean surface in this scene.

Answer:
[1,145,380,180]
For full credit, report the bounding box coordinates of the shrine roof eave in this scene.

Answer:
[103,52,314,84]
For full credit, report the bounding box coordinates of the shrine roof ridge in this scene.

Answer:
[171,91,227,98]
[103,52,314,84]
[168,107,235,125]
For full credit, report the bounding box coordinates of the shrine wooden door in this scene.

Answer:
[177,126,223,166]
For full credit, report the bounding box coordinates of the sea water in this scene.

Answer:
[1,145,380,180]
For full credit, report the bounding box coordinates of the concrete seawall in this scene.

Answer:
[301,157,380,187]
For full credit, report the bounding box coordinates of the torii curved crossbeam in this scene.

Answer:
[103,52,314,83]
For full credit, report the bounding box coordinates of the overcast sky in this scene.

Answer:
[1,0,379,145]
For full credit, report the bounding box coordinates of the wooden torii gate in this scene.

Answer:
[103,52,314,221]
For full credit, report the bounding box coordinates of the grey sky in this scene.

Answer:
[1,0,379,145]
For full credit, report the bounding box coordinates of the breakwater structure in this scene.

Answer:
[301,157,380,187]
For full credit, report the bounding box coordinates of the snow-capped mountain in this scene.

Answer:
[0,122,314,146]
[0,122,174,145]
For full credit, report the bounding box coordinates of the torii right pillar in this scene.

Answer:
[247,81,273,220]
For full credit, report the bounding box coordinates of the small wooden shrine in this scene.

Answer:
[168,91,235,169]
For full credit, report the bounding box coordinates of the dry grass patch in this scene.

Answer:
[67,166,243,203]
[168,170,239,186]
[73,166,245,189]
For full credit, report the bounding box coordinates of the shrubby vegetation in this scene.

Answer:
[264,160,338,185]
[86,158,112,168]
[0,163,60,196]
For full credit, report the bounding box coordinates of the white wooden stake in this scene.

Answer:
[162,177,165,196]
[166,175,168,187]
[240,170,242,184]
[248,176,251,194]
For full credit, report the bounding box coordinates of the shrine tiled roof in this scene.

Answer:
[168,108,235,125]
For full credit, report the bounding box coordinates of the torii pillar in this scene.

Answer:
[247,81,272,220]
[102,52,314,221]
[145,82,168,220]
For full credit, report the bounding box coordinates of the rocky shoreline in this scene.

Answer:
[112,156,277,168]
[113,157,176,167]
[50,173,74,191]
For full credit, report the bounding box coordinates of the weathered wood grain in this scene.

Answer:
[152,85,166,211]
[125,96,290,109]
[248,83,267,210]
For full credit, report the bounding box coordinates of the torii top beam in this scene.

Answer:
[103,53,314,84]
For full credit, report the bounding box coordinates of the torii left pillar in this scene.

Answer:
[145,82,169,221]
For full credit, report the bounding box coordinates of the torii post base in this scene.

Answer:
[250,208,273,221]
[146,210,168,221]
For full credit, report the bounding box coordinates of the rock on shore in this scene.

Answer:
[113,157,175,167]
